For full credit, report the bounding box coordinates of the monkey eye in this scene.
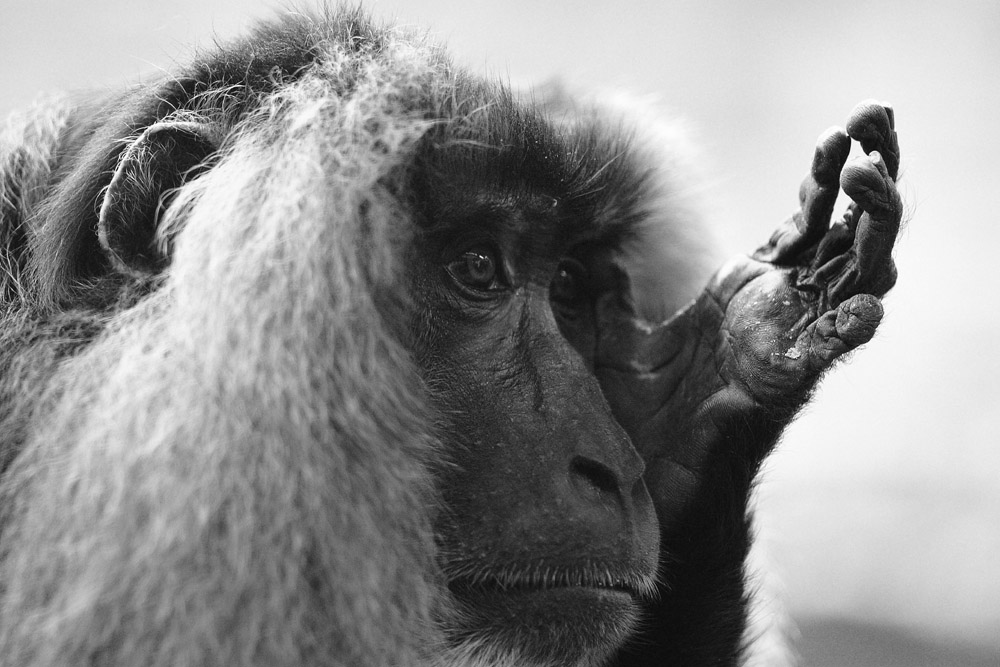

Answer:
[446,246,504,292]
[550,259,589,308]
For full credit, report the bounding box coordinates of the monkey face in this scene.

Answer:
[406,151,660,662]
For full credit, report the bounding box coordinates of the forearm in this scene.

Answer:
[613,408,787,666]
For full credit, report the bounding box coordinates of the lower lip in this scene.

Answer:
[520,585,634,602]
[461,583,640,618]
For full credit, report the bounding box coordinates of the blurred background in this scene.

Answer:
[2,0,997,664]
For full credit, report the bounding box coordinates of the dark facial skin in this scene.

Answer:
[409,188,660,663]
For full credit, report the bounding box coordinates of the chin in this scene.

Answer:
[445,583,646,666]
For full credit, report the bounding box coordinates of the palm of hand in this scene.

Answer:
[594,101,902,520]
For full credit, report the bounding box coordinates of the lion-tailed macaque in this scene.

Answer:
[0,8,903,666]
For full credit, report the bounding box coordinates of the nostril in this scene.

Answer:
[569,456,619,498]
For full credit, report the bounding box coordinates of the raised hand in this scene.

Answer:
[600,102,904,666]
[597,101,902,503]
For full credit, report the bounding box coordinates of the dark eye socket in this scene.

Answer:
[550,258,589,307]
[446,246,503,291]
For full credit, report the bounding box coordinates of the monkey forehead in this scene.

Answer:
[416,112,653,250]
[430,101,649,201]
[416,189,629,267]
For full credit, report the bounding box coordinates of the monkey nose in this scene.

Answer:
[567,450,647,515]
[564,452,658,563]
[569,455,622,501]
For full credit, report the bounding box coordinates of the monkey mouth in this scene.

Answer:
[446,563,655,654]
[447,564,656,601]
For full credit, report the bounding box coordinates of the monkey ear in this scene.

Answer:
[99,121,219,276]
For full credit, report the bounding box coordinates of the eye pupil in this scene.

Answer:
[551,259,587,305]
[465,251,495,284]
[552,268,576,301]
[447,247,500,290]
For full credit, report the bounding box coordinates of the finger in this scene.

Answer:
[828,151,902,302]
[755,127,851,263]
[846,100,900,181]
[791,293,884,370]
[800,127,852,238]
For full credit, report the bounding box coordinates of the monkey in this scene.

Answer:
[0,7,903,667]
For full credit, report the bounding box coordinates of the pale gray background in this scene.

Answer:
[2,0,998,664]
